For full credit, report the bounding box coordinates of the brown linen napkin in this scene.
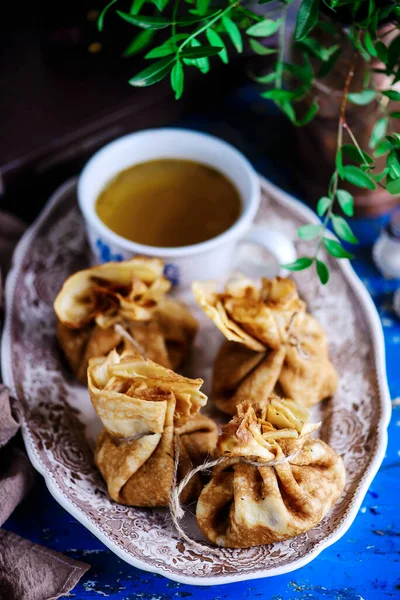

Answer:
[0,211,90,600]
[0,530,89,600]
[0,386,90,600]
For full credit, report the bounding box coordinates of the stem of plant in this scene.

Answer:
[178,2,240,52]
[344,123,368,164]
[314,55,356,260]
[236,5,262,22]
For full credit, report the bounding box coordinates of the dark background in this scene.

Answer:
[1,1,283,222]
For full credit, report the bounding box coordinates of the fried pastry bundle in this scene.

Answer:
[90,350,217,507]
[193,276,338,414]
[196,395,345,548]
[54,257,198,383]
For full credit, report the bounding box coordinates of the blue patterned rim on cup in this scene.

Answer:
[96,238,180,285]
[163,263,180,286]
[96,239,123,263]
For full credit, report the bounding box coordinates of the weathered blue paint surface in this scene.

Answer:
[4,97,400,599]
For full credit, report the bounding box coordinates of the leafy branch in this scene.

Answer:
[99,0,400,284]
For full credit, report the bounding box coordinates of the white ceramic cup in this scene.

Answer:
[78,128,296,287]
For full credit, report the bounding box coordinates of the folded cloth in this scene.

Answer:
[0,386,89,600]
[0,211,89,599]
[0,530,89,600]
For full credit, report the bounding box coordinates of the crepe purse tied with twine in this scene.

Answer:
[54,257,198,383]
[193,275,338,415]
[89,350,217,506]
[194,395,346,548]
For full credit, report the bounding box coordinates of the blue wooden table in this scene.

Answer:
[4,91,400,599]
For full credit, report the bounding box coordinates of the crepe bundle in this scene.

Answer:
[196,396,346,548]
[193,276,338,414]
[90,350,218,506]
[54,257,198,383]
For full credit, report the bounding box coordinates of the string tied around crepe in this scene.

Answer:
[114,323,147,359]
[169,437,301,554]
[286,312,310,361]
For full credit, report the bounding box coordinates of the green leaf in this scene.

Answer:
[379,3,394,19]
[171,60,184,99]
[340,165,376,190]
[206,29,228,64]
[188,7,214,15]
[336,190,354,217]
[341,144,373,165]
[323,238,354,259]
[387,151,400,179]
[347,90,376,105]
[318,47,341,78]
[98,0,119,32]
[150,0,169,10]
[123,30,154,57]
[297,223,321,240]
[181,46,223,58]
[117,11,170,29]
[374,139,391,157]
[382,90,400,102]
[363,68,371,89]
[331,215,358,244]
[249,39,277,55]
[348,26,370,61]
[387,133,400,148]
[146,45,174,59]
[145,34,187,58]
[317,196,331,217]
[252,71,277,84]
[129,57,174,87]
[299,38,339,62]
[196,0,210,16]
[284,57,313,85]
[388,36,400,72]
[130,0,146,15]
[316,259,330,284]
[370,10,379,38]
[369,117,388,150]
[182,39,209,73]
[386,178,400,195]
[370,169,388,182]
[222,15,243,53]
[282,257,313,271]
[246,18,282,38]
[364,30,377,57]
[280,101,296,122]
[390,112,400,119]
[261,89,300,103]
[294,0,319,41]
[295,101,318,126]
[375,41,388,64]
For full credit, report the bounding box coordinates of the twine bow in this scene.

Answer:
[169,437,301,554]
[286,312,310,360]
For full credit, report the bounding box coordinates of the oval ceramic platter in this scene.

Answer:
[1,176,391,586]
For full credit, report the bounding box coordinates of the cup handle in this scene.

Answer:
[237,224,297,278]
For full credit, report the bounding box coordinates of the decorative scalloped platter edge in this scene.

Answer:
[1,176,391,586]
